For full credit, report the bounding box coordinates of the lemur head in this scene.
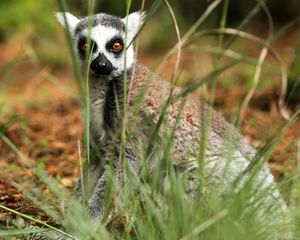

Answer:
[55,12,144,77]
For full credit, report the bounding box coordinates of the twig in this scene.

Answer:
[127,0,146,107]
[157,0,223,73]
[256,0,274,36]
[163,0,182,86]
[255,0,290,120]
[239,45,269,121]
[190,28,289,120]
[78,139,85,204]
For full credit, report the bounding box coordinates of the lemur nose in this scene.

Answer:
[90,53,113,75]
[99,62,107,68]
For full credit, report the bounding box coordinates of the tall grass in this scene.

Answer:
[0,1,299,240]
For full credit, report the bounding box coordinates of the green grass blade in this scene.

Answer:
[0,204,74,239]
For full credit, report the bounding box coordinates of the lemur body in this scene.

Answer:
[51,11,287,238]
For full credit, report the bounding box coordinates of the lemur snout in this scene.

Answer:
[91,53,113,75]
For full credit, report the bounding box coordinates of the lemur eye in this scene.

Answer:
[107,38,124,54]
[78,36,97,58]
[112,41,123,52]
[80,42,88,51]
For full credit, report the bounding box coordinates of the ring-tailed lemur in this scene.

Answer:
[27,11,288,240]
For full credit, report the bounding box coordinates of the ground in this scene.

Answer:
[0,29,300,227]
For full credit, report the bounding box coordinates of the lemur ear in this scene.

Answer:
[55,12,79,33]
[122,11,145,43]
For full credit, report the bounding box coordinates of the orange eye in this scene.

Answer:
[80,43,88,51]
[112,42,123,52]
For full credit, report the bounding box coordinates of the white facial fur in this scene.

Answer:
[55,12,144,76]
[122,12,144,45]
[80,25,135,76]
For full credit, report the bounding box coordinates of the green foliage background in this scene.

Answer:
[1,0,299,42]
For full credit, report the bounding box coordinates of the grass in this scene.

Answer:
[0,0,300,240]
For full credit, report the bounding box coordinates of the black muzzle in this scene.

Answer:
[90,53,113,75]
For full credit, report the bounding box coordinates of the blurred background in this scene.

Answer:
[0,0,299,207]
[1,0,299,68]
[1,0,300,101]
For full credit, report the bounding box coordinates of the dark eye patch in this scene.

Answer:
[77,36,98,59]
[106,36,124,56]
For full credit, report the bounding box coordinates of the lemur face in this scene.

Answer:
[56,12,144,76]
